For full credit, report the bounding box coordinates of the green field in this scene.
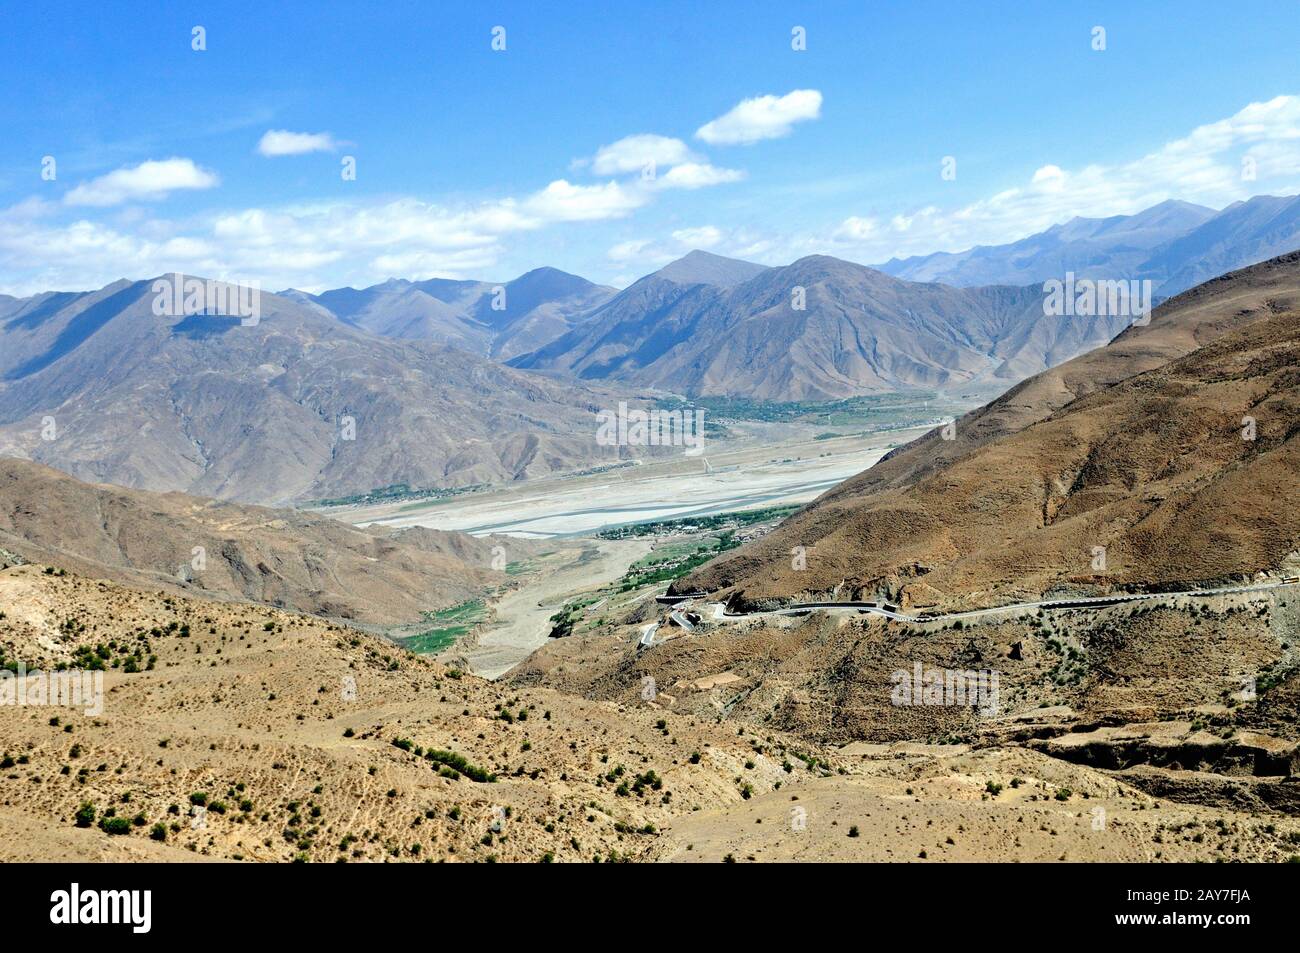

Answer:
[304,482,487,510]
[647,392,979,440]
[398,600,487,654]
[618,533,738,591]
[597,504,798,540]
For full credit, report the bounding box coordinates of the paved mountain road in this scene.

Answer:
[692,579,1300,627]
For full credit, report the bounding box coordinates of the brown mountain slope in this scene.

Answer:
[0,457,523,625]
[4,564,1297,863]
[675,253,1300,611]
[513,254,1134,400]
[0,277,650,505]
[813,249,1300,503]
[0,565,848,863]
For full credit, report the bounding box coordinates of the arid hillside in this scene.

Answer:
[514,254,1131,400]
[0,457,530,625]
[675,252,1300,611]
[0,564,843,862]
[3,563,1298,863]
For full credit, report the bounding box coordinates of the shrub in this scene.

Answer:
[425,749,496,783]
[99,817,131,835]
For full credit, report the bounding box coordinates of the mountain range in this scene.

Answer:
[288,266,616,361]
[510,252,1134,399]
[879,193,1300,299]
[0,278,651,505]
[3,195,1300,504]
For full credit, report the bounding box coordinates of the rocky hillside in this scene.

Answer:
[0,277,651,505]
[513,254,1134,400]
[674,252,1300,611]
[2,563,1295,863]
[0,457,525,625]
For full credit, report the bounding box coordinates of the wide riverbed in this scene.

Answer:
[347,427,927,538]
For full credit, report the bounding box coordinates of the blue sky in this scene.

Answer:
[2,0,1299,294]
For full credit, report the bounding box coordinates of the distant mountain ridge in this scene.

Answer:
[878,194,1300,298]
[6,194,1300,499]
[653,249,770,287]
[292,266,616,361]
[510,253,1135,400]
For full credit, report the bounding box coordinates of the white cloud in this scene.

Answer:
[695,89,822,145]
[523,179,646,221]
[1031,164,1066,185]
[63,158,219,207]
[670,226,722,248]
[655,162,745,189]
[820,94,1300,261]
[833,216,879,241]
[257,130,339,156]
[606,225,741,271]
[607,239,656,263]
[582,135,743,189]
[0,174,650,294]
[589,134,694,175]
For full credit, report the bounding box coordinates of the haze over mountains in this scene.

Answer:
[879,193,1300,299]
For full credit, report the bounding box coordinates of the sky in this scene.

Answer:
[2,0,1300,295]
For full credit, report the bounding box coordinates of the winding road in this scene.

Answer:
[671,578,1300,627]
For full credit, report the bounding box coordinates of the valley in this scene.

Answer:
[325,411,960,677]
[343,424,939,538]
[2,154,1299,872]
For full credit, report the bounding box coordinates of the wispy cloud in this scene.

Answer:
[655,162,745,189]
[587,134,695,175]
[695,89,822,145]
[580,134,743,189]
[0,175,653,294]
[670,226,723,248]
[257,130,340,157]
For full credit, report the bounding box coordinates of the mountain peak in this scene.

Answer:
[655,250,768,288]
